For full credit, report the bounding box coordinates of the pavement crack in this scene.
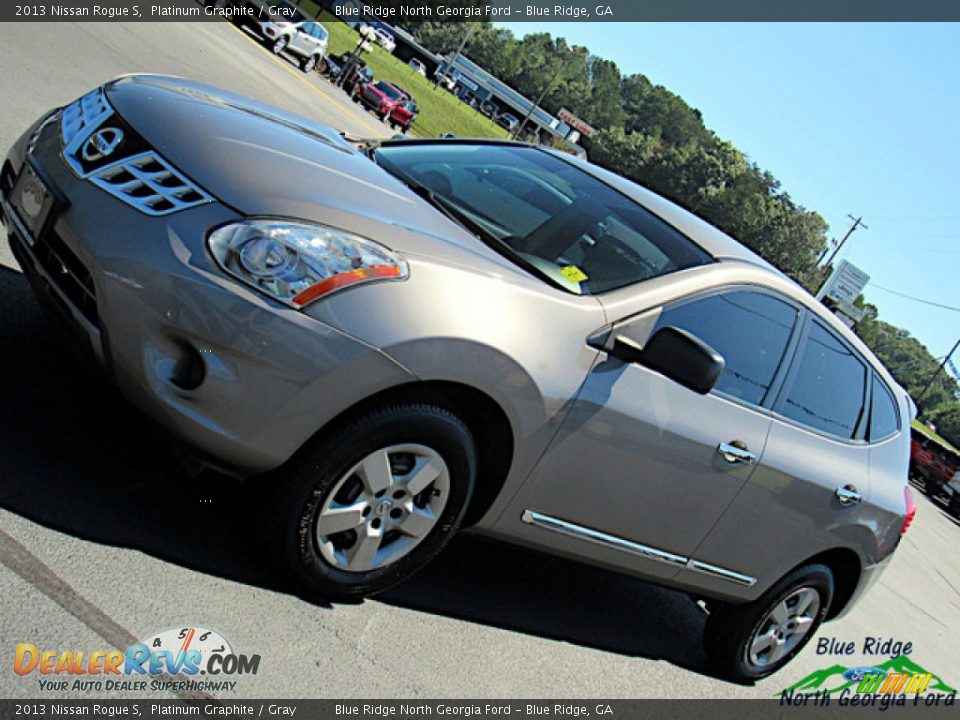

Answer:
[0,526,215,701]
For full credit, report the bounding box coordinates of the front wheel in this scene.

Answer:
[301,55,318,73]
[704,564,834,683]
[264,403,477,600]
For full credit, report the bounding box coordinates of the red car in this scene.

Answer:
[352,80,404,120]
[389,98,418,132]
[909,428,959,496]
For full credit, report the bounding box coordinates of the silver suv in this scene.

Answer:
[1,77,915,682]
[234,0,329,73]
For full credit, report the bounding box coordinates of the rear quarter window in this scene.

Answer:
[779,322,867,439]
[869,376,900,441]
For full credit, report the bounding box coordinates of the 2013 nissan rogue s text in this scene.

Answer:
[0,76,916,682]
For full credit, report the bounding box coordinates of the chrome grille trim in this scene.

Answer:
[59,86,213,216]
[61,88,113,170]
[88,152,213,216]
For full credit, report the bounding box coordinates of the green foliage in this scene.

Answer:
[854,315,960,446]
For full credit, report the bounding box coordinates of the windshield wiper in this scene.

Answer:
[373,157,566,292]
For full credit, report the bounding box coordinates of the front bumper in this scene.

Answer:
[2,115,414,476]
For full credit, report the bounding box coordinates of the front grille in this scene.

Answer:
[31,229,99,328]
[89,152,212,216]
[60,88,112,150]
[59,86,213,217]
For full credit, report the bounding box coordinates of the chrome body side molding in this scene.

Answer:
[522,509,757,587]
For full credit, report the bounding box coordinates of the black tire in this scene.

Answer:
[263,403,476,600]
[949,493,960,519]
[704,564,834,683]
[301,55,317,73]
[271,36,288,55]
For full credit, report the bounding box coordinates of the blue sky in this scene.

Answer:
[499,22,960,365]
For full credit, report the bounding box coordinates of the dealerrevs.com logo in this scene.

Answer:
[13,626,260,693]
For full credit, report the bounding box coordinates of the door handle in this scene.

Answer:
[717,441,756,465]
[835,485,862,506]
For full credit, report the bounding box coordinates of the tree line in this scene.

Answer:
[406,21,960,446]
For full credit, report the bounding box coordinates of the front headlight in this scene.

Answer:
[208,219,408,308]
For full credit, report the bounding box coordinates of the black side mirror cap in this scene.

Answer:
[610,326,725,395]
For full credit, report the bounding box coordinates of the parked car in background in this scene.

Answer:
[408,59,427,76]
[374,28,396,53]
[235,0,328,74]
[325,51,373,94]
[262,20,328,73]
[4,76,915,684]
[495,112,519,132]
[389,98,418,132]
[909,428,960,497]
[353,79,405,120]
[938,473,960,518]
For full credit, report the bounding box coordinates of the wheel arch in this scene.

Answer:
[294,380,516,528]
[794,547,862,620]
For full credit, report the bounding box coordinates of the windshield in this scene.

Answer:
[374,82,401,99]
[373,143,712,294]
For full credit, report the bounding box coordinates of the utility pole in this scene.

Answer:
[820,215,868,268]
[438,22,478,91]
[511,51,580,142]
[916,337,960,410]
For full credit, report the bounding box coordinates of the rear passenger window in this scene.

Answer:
[654,290,797,405]
[780,322,866,438]
[869,376,900,441]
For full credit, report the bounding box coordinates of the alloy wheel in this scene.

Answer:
[314,444,450,573]
[745,587,821,668]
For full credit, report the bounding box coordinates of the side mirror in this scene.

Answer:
[610,326,725,395]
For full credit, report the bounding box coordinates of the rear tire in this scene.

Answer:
[704,564,834,683]
[271,36,288,55]
[263,403,477,600]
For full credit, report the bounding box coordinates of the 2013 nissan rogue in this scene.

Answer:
[0,76,916,682]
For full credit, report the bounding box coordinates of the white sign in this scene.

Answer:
[817,259,870,304]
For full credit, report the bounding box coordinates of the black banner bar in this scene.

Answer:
[1,698,959,719]
[2,0,960,23]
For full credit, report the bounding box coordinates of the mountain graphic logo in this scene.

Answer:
[780,655,956,696]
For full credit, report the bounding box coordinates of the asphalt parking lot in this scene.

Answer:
[1,21,958,701]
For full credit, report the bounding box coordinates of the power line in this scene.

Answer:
[817,215,867,267]
[870,284,960,313]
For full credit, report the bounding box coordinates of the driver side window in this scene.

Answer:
[651,289,799,406]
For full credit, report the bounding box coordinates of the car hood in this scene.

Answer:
[103,75,524,275]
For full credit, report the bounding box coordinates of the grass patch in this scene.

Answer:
[912,419,960,455]
[317,12,509,140]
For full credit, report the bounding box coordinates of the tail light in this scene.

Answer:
[901,486,917,535]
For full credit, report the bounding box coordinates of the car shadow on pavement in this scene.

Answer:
[0,261,714,677]
[380,534,712,674]
[0,263,286,593]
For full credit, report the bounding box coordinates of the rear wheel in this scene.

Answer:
[263,403,477,600]
[704,564,833,683]
[271,36,288,55]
